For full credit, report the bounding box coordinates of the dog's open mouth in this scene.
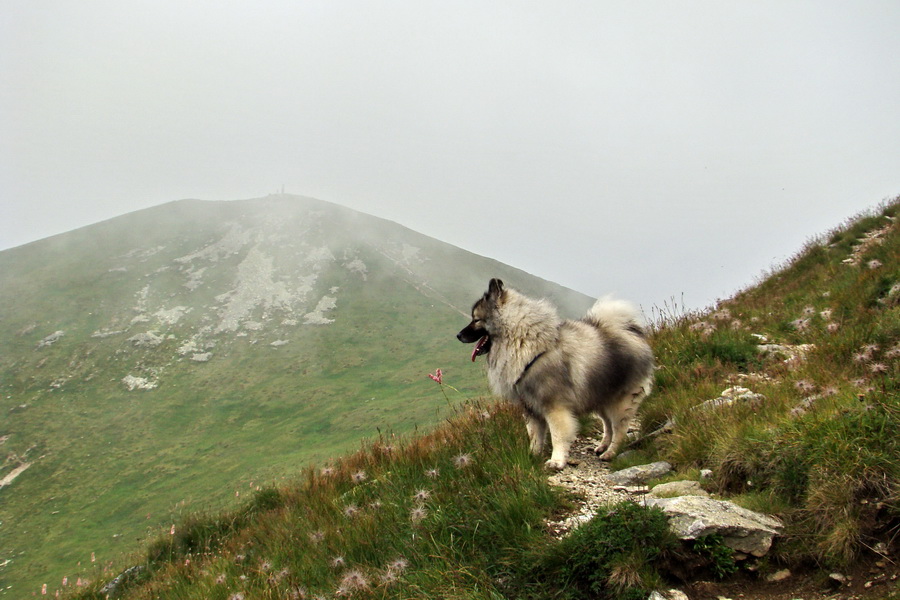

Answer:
[471,335,491,361]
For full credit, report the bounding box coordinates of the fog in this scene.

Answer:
[2,1,899,311]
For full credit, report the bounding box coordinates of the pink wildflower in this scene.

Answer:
[413,489,431,503]
[410,506,428,524]
[428,368,443,384]
[425,468,440,479]
[352,470,367,484]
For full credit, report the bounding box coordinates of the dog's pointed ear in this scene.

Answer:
[488,278,504,300]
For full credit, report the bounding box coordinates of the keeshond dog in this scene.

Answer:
[457,279,654,470]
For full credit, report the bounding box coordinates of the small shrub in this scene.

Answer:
[524,500,676,599]
[690,534,738,579]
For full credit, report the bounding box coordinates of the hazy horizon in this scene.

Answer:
[3,1,899,311]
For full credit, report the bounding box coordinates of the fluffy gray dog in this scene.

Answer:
[458,279,654,470]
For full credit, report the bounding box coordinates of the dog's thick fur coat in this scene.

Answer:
[458,279,654,470]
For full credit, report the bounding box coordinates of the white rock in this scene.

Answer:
[122,375,158,391]
[645,496,783,557]
[127,332,164,347]
[766,569,791,582]
[37,331,65,348]
[606,461,673,486]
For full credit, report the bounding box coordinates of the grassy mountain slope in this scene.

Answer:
[52,195,900,600]
[0,195,592,595]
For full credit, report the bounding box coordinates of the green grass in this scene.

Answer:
[66,402,564,599]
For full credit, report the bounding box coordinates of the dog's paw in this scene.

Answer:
[592,442,610,455]
[597,450,616,461]
[544,458,567,471]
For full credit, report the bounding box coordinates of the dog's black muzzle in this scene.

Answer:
[458,324,492,361]
[457,324,485,343]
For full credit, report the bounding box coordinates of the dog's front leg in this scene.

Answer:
[544,406,578,470]
[525,415,547,455]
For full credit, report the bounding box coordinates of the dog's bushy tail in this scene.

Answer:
[585,296,646,335]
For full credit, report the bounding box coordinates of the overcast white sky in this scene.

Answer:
[2,1,898,312]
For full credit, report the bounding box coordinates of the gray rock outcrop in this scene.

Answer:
[645,495,783,557]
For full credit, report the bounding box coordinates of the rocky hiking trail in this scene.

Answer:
[545,432,899,600]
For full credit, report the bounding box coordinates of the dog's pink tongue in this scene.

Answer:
[471,335,488,362]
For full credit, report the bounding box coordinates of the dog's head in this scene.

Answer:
[457,278,505,361]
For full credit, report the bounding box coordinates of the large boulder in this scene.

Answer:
[645,496,783,557]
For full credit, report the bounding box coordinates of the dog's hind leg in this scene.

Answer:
[525,416,547,456]
[596,389,645,461]
[593,412,613,456]
[544,406,578,471]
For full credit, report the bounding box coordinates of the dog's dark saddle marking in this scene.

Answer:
[514,351,547,387]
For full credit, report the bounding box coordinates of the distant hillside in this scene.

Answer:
[48,195,900,600]
[0,195,593,595]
